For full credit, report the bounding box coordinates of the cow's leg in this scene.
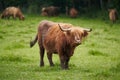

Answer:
[64,56,70,69]
[47,52,54,66]
[59,54,66,69]
[13,14,16,19]
[7,15,10,19]
[39,45,45,67]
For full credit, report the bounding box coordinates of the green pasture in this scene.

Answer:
[0,15,120,80]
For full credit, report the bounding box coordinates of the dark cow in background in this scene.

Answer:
[69,8,78,18]
[1,6,25,20]
[30,20,92,69]
[108,8,118,23]
[41,6,60,16]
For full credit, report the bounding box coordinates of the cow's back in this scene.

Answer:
[37,20,56,43]
[7,7,18,15]
[38,20,56,33]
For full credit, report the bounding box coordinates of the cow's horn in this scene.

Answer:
[83,28,92,32]
[58,24,71,32]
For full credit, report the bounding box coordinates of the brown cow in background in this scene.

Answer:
[41,6,60,16]
[30,20,92,69]
[1,6,25,20]
[69,8,78,18]
[108,8,118,23]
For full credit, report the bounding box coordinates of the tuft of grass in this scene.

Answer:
[94,71,111,78]
[88,50,107,56]
[110,63,120,73]
[4,42,26,50]
[0,53,30,62]
[0,35,4,39]
[105,37,120,42]
[0,31,7,34]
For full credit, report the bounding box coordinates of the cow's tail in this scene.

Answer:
[30,34,38,48]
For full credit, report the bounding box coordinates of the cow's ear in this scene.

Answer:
[83,31,88,37]
[82,28,92,37]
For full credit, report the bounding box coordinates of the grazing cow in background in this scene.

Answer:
[108,8,118,23]
[69,8,78,18]
[1,6,25,20]
[30,20,92,69]
[41,6,60,16]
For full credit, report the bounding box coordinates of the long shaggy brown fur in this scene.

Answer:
[1,6,25,20]
[30,20,92,69]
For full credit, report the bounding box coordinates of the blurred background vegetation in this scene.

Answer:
[0,0,120,17]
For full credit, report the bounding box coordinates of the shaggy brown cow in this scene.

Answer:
[108,9,118,23]
[69,8,78,18]
[41,6,60,16]
[1,7,25,20]
[30,20,92,69]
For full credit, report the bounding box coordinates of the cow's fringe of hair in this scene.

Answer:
[30,34,38,48]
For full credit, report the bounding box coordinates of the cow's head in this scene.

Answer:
[19,15,25,20]
[41,7,46,12]
[58,24,92,47]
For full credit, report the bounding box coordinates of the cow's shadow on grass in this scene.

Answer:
[30,63,91,72]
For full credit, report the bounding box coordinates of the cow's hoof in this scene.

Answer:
[40,63,44,67]
[61,67,69,70]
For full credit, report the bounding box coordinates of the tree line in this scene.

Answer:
[0,0,120,15]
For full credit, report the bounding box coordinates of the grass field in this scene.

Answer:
[0,15,120,80]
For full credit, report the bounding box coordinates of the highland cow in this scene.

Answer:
[108,9,118,23]
[41,6,60,16]
[30,20,92,69]
[69,8,78,18]
[1,6,25,20]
